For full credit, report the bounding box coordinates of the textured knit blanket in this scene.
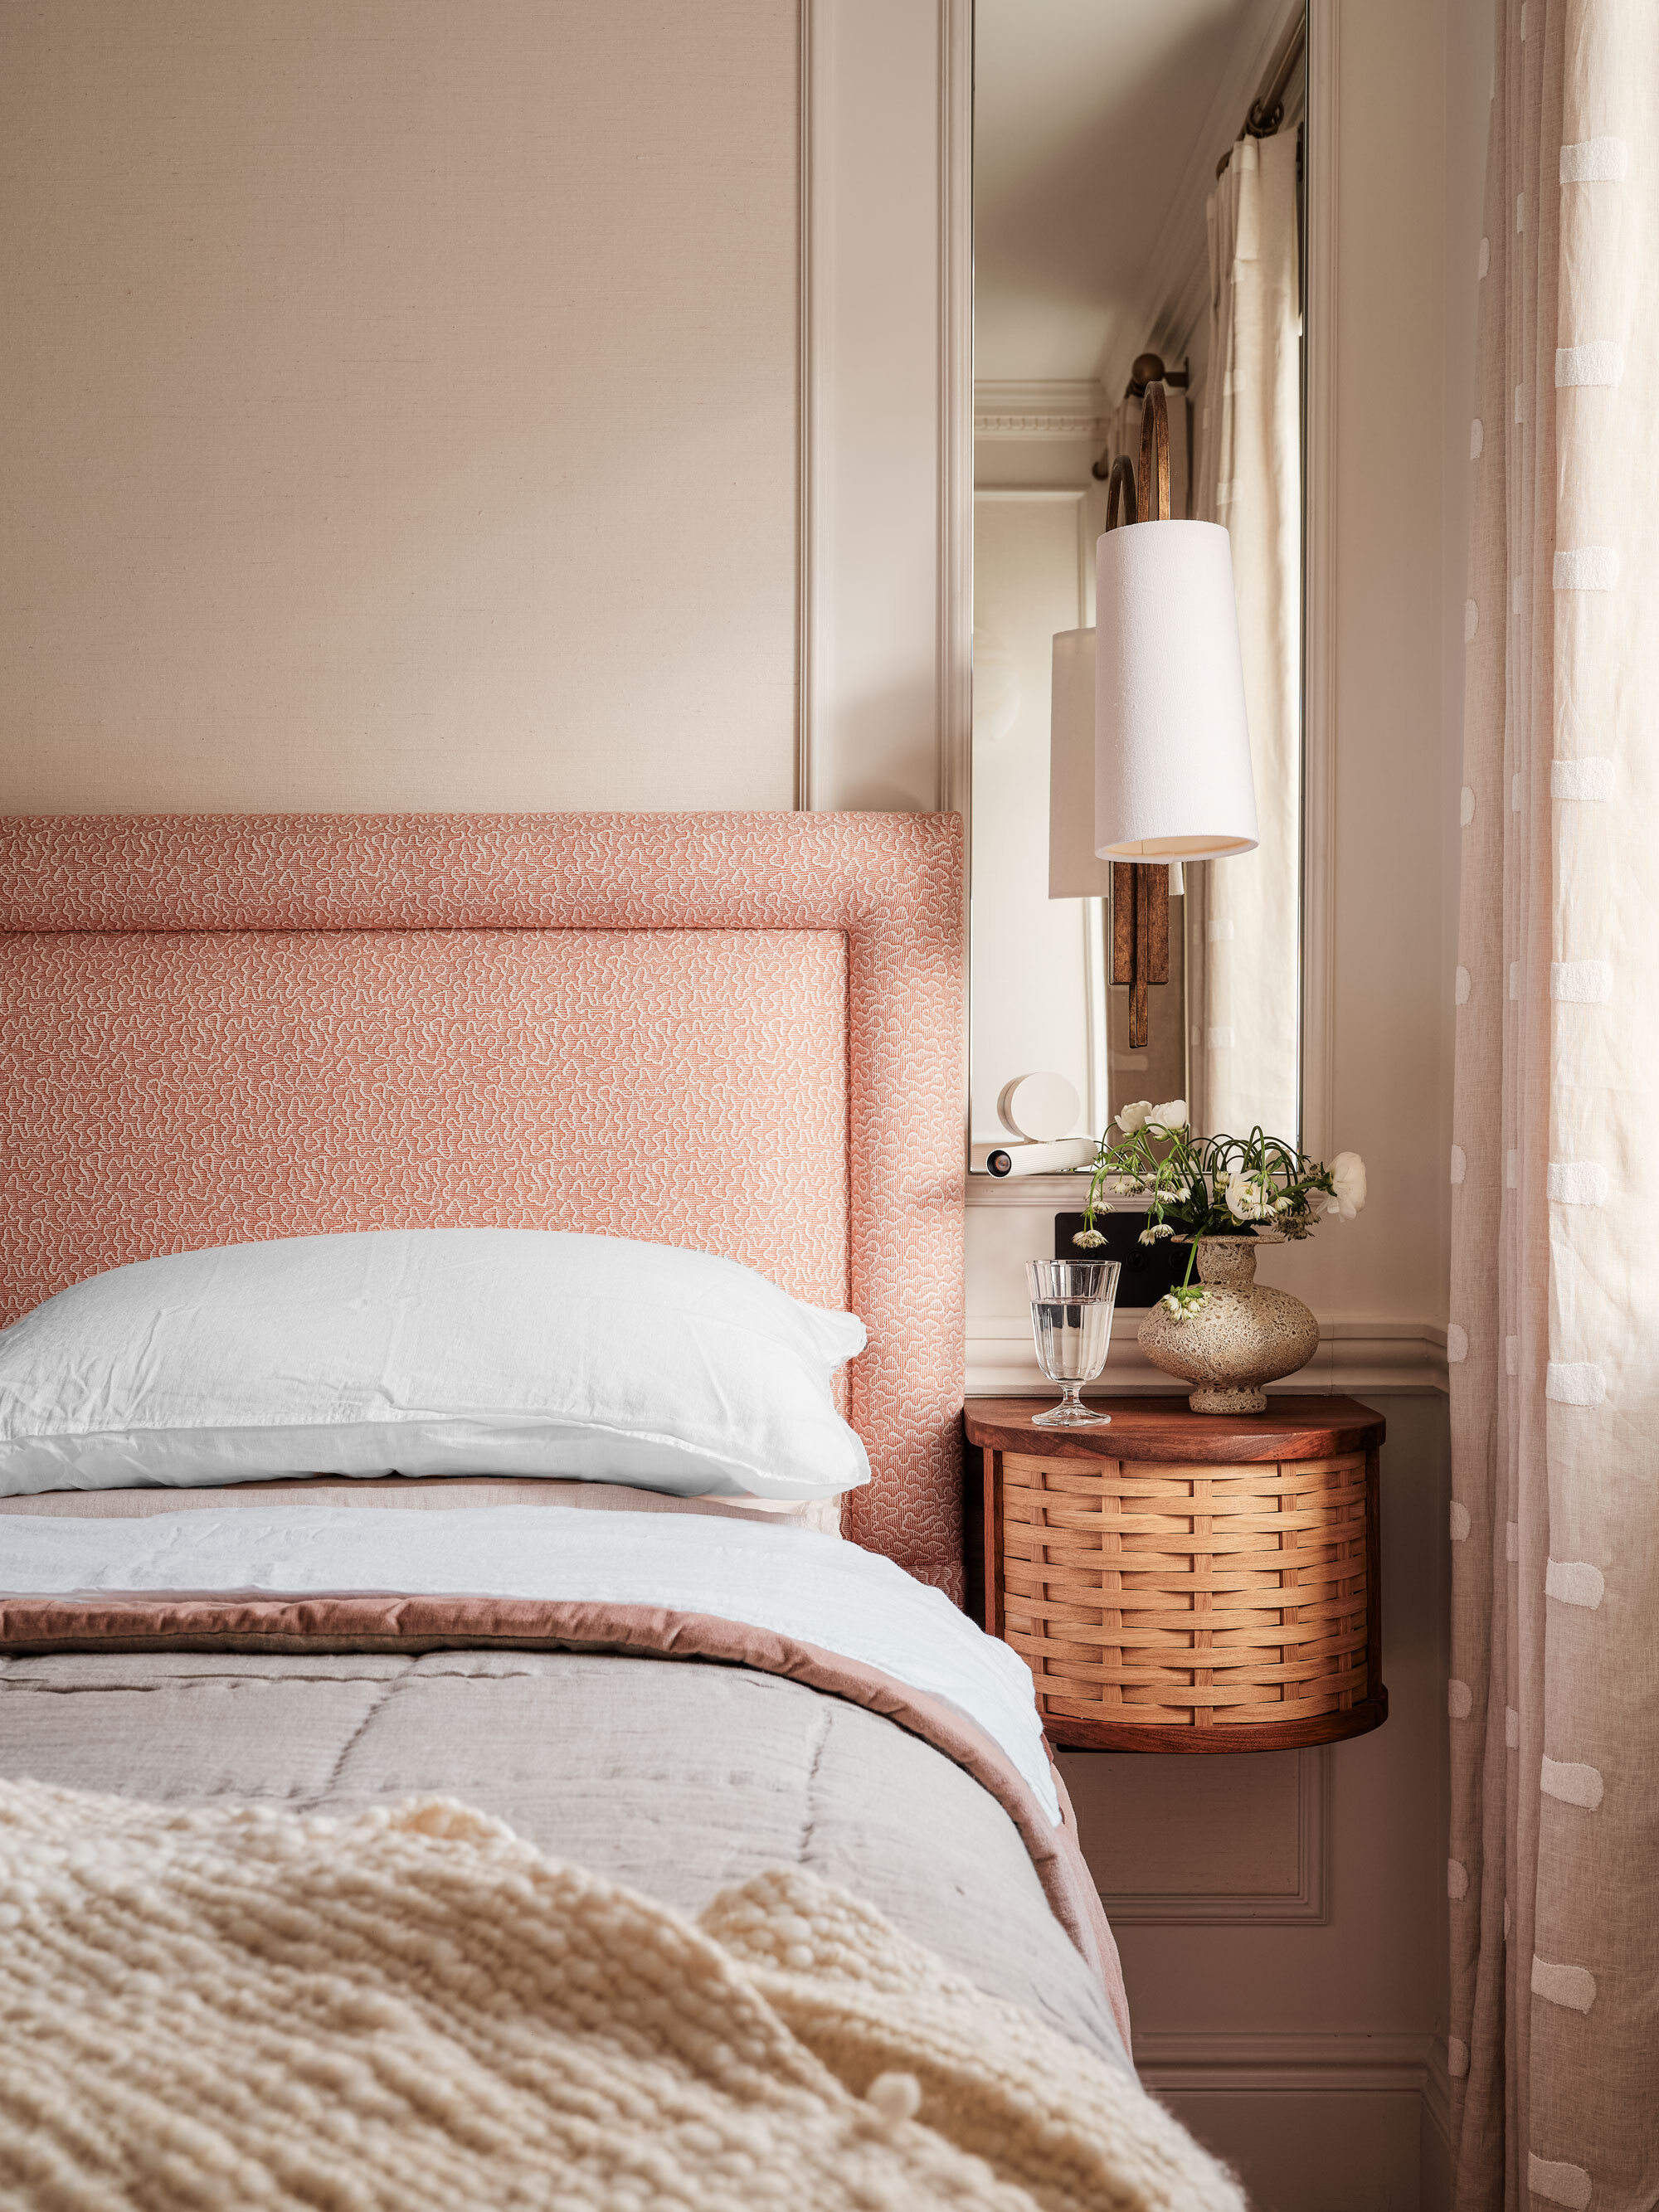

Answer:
[0,1779,1241,2212]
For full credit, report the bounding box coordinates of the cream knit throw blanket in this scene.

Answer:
[0,1779,1243,2211]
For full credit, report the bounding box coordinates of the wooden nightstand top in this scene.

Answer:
[964,1393,1385,1464]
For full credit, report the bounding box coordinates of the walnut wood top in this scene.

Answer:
[964,1394,1385,1462]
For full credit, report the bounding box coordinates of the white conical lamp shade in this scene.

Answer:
[1094,519,1258,862]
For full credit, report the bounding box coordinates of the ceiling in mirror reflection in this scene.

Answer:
[974,0,1262,385]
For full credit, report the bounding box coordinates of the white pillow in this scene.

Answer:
[0,1229,868,1502]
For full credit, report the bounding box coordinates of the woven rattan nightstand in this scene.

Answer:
[965,1396,1387,1753]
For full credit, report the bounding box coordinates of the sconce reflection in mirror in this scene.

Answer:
[1049,380,1258,1052]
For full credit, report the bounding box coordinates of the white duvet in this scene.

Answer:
[0,1505,1059,1824]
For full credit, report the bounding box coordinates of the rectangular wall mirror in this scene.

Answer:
[971,0,1311,1173]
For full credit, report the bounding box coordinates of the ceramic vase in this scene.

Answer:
[1136,1236,1319,1413]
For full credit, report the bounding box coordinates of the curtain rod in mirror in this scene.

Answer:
[1090,356,1188,481]
[1217,12,1306,177]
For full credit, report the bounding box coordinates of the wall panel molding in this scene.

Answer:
[795,0,815,814]
[937,0,974,827]
[798,0,971,817]
[1097,1748,1329,1926]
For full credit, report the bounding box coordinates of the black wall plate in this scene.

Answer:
[1053,1211,1188,1309]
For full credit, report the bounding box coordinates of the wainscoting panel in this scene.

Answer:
[1061,1748,1327,1925]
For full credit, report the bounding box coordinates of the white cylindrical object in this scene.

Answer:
[1048,628,1114,898]
[973,1137,1097,1179]
[997,1071,1081,1143]
[1094,520,1258,862]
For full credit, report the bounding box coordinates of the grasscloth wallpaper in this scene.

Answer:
[0,0,798,813]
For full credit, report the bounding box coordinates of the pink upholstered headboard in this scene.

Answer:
[0,814,966,1595]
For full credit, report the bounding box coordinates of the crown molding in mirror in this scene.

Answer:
[973,381,1112,443]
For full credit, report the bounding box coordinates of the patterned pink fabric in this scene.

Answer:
[0,814,966,1594]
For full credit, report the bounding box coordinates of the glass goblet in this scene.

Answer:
[1025,1258,1120,1427]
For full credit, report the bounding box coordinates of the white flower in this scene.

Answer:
[1147,1098,1188,1134]
[1224,1169,1277,1223]
[1116,1100,1154,1135]
[1328,1151,1367,1221]
[1137,1228,1159,1246]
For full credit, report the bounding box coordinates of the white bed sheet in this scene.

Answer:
[0,1505,1059,1824]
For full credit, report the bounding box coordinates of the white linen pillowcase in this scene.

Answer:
[0,1228,868,1502]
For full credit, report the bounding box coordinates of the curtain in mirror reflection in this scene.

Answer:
[1186,132,1301,1142]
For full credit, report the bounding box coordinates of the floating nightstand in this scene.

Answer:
[966,1395,1387,1753]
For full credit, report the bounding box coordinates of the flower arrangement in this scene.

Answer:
[1072,1098,1366,1317]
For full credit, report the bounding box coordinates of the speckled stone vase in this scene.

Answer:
[1136,1236,1320,1412]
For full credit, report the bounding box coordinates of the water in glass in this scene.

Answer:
[1025,1259,1119,1427]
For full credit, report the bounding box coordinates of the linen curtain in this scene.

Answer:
[1447,3,1659,2206]
[1188,131,1301,1144]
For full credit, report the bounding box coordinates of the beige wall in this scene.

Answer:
[0,0,798,813]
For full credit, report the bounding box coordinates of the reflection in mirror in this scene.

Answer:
[971,0,1306,1165]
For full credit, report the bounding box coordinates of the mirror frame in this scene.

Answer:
[955,0,1339,1190]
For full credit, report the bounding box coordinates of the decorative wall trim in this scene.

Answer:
[795,0,815,811]
[1134,2028,1441,2100]
[968,1316,1449,1397]
[1301,0,1341,1163]
[798,0,960,814]
[973,378,1111,442]
[1100,1749,1329,1925]
[938,0,974,828]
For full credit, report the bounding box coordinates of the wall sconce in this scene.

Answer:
[1050,382,1257,1051]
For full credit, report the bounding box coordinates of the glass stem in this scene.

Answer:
[1058,1380,1084,1414]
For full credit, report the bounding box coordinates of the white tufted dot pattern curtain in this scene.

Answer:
[1447,2,1659,2205]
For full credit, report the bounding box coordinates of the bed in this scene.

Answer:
[0,813,1232,2208]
